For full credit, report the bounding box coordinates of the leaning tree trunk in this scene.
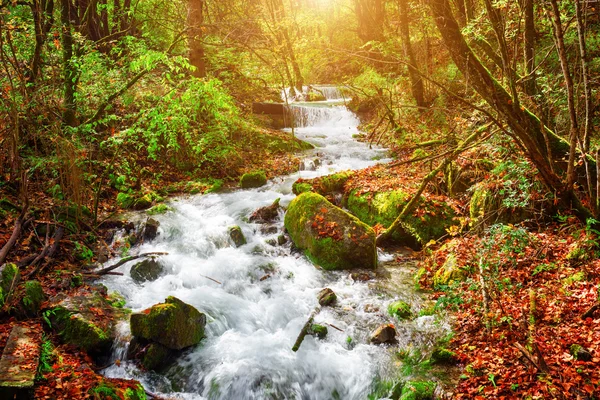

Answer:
[188,0,206,78]
[522,0,536,96]
[428,0,594,223]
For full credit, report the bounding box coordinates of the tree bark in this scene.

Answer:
[398,0,426,107]
[575,0,592,152]
[548,0,578,191]
[188,0,206,78]
[522,0,536,95]
[61,0,76,126]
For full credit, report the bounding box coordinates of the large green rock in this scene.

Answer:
[130,296,206,350]
[22,280,44,316]
[46,288,122,356]
[284,192,377,270]
[346,189,457,246]
[240,171,267,188]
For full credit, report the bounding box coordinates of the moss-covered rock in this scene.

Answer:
[141,342,174,371]
[89,381,147,400]
[431,347,457,364]
[130,296,206,350]
[229,225,247,247]
[388,300,412,320]
[284,192,377,270]
[433,253,464,287]
[292,182,313,195]
[147,204,173,216]
[133,194,153,210]
[346,189,457,246]
[317,288,337,306]
[22,280,44,316]
[292,171,355,198]
[0,263,20,304]
[469,185,493,227]
[240,171,267,188]
[130,258,164,283]
[399,381,436,400]
[46,289,120,356]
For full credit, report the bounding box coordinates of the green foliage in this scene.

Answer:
[37,335,55,378]
[74,242,94,262]
[130,78,240,171]
[147,204,174,215]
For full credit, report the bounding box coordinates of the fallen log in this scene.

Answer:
[0,210,31,266]
[292,308,320,352]
[28,226,64,278]
[92,252,168,275]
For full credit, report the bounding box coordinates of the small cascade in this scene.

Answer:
[281,85,346,103]
[286,104,352,128]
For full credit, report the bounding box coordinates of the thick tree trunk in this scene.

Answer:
[428,0,593,222]
[188,0,206,78]
[398,0,425,107]
[575,0,592,152]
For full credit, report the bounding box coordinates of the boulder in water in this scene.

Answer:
[130,258,164,283]
[249,198,281,223]
[130,296,206,350]
[317,288,337,306]
[143,218,160,241]
[229,226,247,247]
[370,323,397,345]
[388,300,412,320]
[284,192,377,270]
[240,171,267,188]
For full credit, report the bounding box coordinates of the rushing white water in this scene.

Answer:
[100,99,447,399]
[282,85,347,103]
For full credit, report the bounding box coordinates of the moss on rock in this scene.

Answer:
[229,225,247,247]
[130,259,164,283]
[399,381,436,400]
[0,263,20,304]
[292,182,313,195]
[388,300,412,320]
[284,192,377,270]
[240,171,267,188]
[346,189,456,246]
[130,296,206,350]
[22,280,44,316]
[141,343,173,371]
[309,324,328,339]
[433,251,465,288]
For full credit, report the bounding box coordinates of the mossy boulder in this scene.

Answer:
[469,185,493,227]
[388,300,412,320]
[133,194,153,210]
[130,296,206,350]
[433,247,465,288]
[130,258,164,283]
[431,347,457,364]
[46,288,122,356]
[240,171,267,188]
[292,171,355,198]
[21,280,44,316]
[317,288,337,306]
[399,381,436,400]
[229,226,247,247]
[284,192,377,270]
[0,263,20,304]
[346,189,457,246]
[141,342,174,370]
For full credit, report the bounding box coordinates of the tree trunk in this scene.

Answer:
[355,0,385,42]
[61,0,76,126]
[522,0,536,95]
[548,0,578,191]
[398,0,426,107]
[428,0,593,223]
[188,0,206,78]
[575,0,592,152]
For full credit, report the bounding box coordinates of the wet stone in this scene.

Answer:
[317,288,337,307]
[370,324,397,345]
